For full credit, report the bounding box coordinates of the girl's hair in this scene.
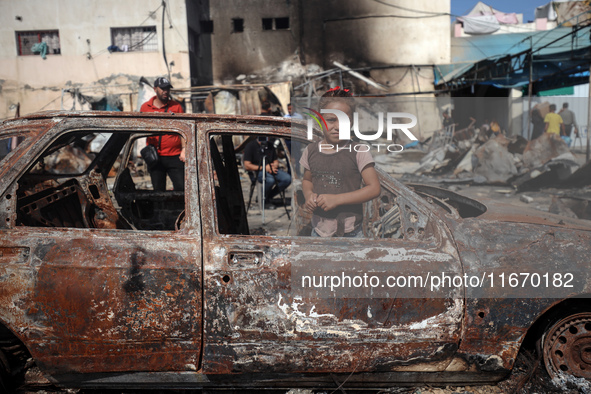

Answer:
[318,86,355,113]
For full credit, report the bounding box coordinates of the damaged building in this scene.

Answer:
[0,0,195,117]
[1,0,451,138]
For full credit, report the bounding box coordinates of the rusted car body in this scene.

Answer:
[0,111,589,391]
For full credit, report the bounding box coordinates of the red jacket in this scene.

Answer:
[140,96,184,156]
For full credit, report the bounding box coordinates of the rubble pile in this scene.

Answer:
[235,55,323,84]
[414,127,589,191]
[473,135,518,184]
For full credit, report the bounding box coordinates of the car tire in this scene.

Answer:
[540,310,591,382]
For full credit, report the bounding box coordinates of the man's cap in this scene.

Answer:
[154,77,173,89]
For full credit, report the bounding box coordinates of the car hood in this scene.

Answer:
[408,183,591,231]
[477,198,591,231]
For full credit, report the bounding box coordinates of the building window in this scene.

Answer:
[232,18,244,33]
[16,30,60,56]
[262,17,289,31]
[200,20,214,34]
[275,17,290,30]
[111,26,157,52]
[262,18,273,31]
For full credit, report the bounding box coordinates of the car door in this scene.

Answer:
[0,117,202,378]
[198,124,463,375]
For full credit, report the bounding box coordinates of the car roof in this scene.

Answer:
[0,110,309,139]
[2,110,294,125]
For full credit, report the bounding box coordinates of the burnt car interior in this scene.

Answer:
[13,128,433,240]
[209,132,432,241]
[16,131,185,231]
[409,183,487,219]
[113,136,185,230]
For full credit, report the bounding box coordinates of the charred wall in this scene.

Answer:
[300,0,450,69]
[186,0,213,86]
[208,0,300,83]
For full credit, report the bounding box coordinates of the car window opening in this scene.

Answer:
[15,131,186,231]
[210,133,410,239]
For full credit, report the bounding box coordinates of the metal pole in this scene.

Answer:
[527,39,533,140]
[262,154,266,225]
[333,61,388,91]
[411,65,422,140]
[586,64,591,162]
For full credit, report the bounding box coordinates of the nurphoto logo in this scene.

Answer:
[304,108,418,153]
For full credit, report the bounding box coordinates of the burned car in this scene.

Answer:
[0,111,589,391]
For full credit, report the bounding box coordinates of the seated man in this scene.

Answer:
[243,137,291,208]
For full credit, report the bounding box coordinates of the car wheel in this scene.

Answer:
[542,311,591,381]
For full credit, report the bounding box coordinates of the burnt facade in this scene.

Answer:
[188,0,450,89]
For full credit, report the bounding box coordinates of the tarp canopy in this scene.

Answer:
[436,45,591,92]
[436,25,591,92]
[450,26,591,65]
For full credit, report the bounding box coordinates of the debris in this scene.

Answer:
[454,125,476,143]
[519,195,533,204]
[473,135,518,184]
[507,135,528,154]
[553,196,591,220]
[473,175,488,184]
[415,147,448,174]
[549,196,578,219]
[561,159,591,188]
[522,133,574,169]
[413,116,590,191]
[453,147,475,175]
[37,145,92,174]
[415,143,469,175]
[513,157,580,191]
[552,371,591,394]
[401,173,486,186]
[333,61,388,91]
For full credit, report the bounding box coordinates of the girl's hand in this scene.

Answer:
[304,193,318,213]
[316,194,341,211]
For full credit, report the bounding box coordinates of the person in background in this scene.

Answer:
[490,120,503,136]
[284,103,303,119]
[544,104,565,137]
[442,110,455,129]
[559,102,578,140]
[531,104,545,140]
[243,137,292,209]
[140,77,185,191]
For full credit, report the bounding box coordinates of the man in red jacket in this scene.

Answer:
[140,77,185,191]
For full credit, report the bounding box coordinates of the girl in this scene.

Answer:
[299,87,381,237]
